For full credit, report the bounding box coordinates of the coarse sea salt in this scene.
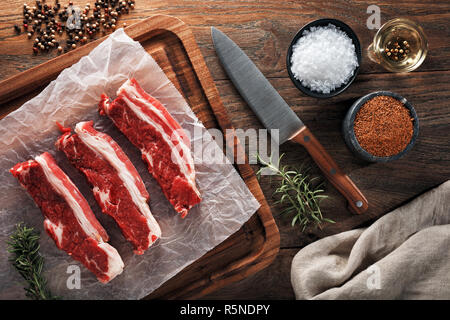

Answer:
[290,24,358,94]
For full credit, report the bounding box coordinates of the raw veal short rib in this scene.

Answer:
[99,78,201,218]
[56,121,161,255]
[10,152,124,283]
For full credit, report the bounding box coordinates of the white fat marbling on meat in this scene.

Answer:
[93,186,111,206]
[143,151,153,169]
[97,242,124,282]
[118,81,197,195]
[35,154,102,242]
[43,219,64,248]
[75,122,161,242]
[14,161,32,176]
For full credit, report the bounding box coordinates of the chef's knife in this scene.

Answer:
[211,27,368,214]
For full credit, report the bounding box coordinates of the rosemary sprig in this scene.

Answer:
[256,154,334,231]
[7,223,58,300]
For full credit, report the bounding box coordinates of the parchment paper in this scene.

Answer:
[0,29,260,300]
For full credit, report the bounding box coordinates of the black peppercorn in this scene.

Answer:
[18,0,137,55]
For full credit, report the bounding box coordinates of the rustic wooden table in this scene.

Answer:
[1,0,449,299]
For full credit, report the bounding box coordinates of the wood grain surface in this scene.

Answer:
[1,0,449,300]
[0,14,280,300]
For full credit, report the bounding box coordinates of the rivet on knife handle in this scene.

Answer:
[291,126,369,214]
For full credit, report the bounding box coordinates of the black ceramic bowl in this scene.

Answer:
[286,18,362,98]
[342,91,419,162]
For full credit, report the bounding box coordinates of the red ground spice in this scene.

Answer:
[353,95,414,157]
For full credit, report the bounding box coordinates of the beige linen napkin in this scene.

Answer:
[291,180,450,299]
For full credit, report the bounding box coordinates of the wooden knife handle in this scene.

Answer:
[291,126,368,214]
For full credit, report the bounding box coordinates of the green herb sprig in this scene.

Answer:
[256,154,334,231]
[7,223,58,300]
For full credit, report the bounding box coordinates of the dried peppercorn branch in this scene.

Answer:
[14,0,136,55]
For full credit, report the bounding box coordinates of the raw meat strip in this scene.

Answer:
[99,78,201,218]
[10,152,124,283]
[56,121,161,255]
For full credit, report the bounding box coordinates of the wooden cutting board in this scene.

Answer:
[0,15,280,299]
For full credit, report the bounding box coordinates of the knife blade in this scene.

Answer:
[211,27,368,214]
[211,27,303,145]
